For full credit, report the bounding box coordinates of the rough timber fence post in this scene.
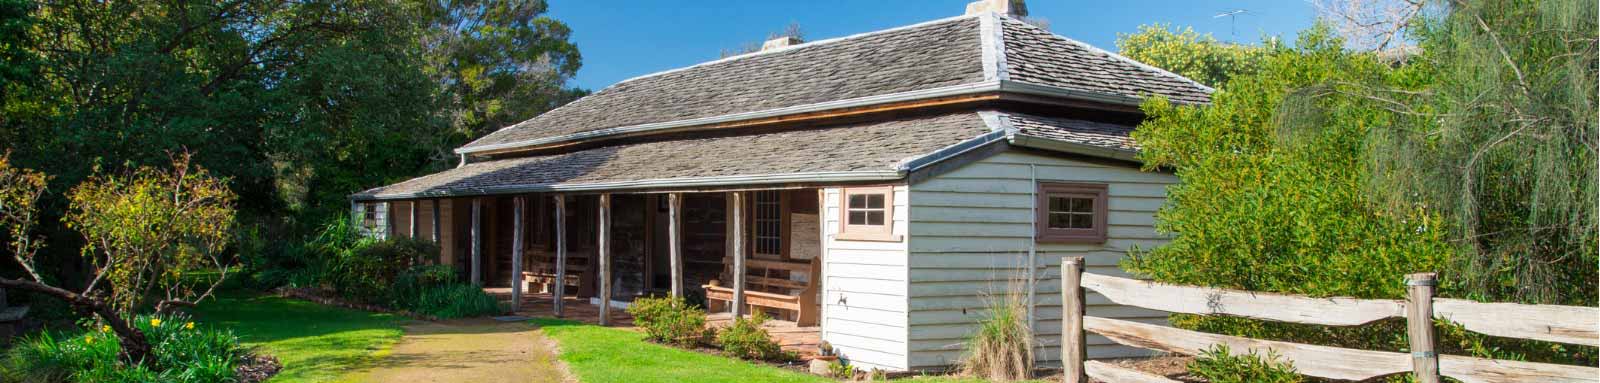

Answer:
[409,201,419,239]
[431,199,441,243]
[1062,256,1086,383]
[471,198,482,286]
[668,193,684,298]
[598,193,612,326]
[730,191,746,316]
[553,195,567,318]
[1407,272,1440,383]
[511,196,525,312]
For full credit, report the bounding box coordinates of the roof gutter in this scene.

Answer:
[455,80,1159,156]
[354,170,905,201]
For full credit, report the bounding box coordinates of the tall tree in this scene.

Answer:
[1117,24,1274,88]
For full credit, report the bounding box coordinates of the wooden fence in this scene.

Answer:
[1057,256,1599,383]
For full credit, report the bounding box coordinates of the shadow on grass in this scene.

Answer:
[192,292,403,383]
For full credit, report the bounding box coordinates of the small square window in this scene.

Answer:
[1037,182,1108,243]
[838,186,899,242]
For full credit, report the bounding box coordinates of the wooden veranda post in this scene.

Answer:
[668,193,684,298]
[409,201,419,239]
[598,193,612,326]
[511,196,526,312]
[1062,256,1086,383]
[1406,273,1439,383]
[470,198,482,286]
[431,200,441,243]
[730,191,746,316]
[553,195,567,318]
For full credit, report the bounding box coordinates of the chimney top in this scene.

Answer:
[964,0,1028,17]
[761,36,803,51]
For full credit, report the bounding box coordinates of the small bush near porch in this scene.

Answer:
[532,318,825,383]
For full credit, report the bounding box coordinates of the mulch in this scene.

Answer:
[235,353,282,383]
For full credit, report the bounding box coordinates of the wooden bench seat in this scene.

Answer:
[702,257,820,326]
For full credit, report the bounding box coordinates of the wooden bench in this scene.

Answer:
[522,250,594,297]
[703,257,820,326]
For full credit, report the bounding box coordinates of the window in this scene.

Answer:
[751,191,784,257]
[838,186,899,241]
[362,202,378,229]
[1037,182,1108,243]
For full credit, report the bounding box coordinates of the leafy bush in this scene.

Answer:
[626,296,707,347]
[716,312,782,360]
[1,313,247,383]
[325,235,437,304]
[405,282,504,319]
[1186,345,1301,383]
[960,289,1033,381]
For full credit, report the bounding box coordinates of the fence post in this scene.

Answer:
[1062,256,1086,383]
[1406,273,1439,383]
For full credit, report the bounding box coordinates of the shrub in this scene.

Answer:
[716,312,782,360]
[1186,345,1301,383]
[0,313,248,383]
[626,296,707,347]
[960,288,1033,381]
[325,236,437,304]
[405,283,504,319]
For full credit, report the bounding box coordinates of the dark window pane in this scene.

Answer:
[867,211,885,226]
[867,194,885,209]
[1071,213,1093,229]
[849,194,866,209]
[848,211,866,225]
[1070,197,1093,212]
[1049,197,1064,212]
[1049,213,1069,228]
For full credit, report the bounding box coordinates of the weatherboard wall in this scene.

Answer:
[904,150,1176,370]
[820,185,912,371]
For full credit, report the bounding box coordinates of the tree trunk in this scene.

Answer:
[0,277,152,364]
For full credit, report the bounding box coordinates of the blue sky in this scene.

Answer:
[547,1,1317,90]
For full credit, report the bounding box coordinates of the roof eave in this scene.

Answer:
[351,170,906,202]
[1007,133,1140,162]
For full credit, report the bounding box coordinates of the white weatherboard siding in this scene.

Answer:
[905,150,1176,370]
[821,186,911,371]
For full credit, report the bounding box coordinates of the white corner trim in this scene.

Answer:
[977,110,1006,132]
[981,13,1010,81]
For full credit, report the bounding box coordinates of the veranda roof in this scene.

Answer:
[353,111,1138,201]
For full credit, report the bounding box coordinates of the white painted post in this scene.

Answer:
[470,198,482,286]
[1407,273,1440,383]
[553,195,567,318]
[668,193,684,298]
[598,193,612,326]
[1062,256,1086,383]
[511,196,526,312]
[730,191,746,316]
[409,201,419,239]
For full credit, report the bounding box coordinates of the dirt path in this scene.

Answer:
[346,318,567,383]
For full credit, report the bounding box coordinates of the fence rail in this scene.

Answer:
[1059,257,1600,383]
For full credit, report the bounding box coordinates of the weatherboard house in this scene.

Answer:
[351,0,1210,371]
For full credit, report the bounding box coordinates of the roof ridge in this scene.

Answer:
[996,16,1216,94]
[611,13,983,87]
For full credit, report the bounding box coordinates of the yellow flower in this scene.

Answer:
[101,325,111,332]
[184,322,195,330]
[150,318,162,327]
[84,336,94,344]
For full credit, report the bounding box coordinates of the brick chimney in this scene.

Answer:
[761,36,803,51]
[964,0,1028,17]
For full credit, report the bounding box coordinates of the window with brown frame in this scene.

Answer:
[362,202,378,229]
[1036,182,1108,243]
[750,190,786,258]
[838,186,899,241]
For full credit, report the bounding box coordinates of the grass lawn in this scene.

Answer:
[192,292,403,383]
[532,318,829,383]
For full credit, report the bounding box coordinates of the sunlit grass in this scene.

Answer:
[193,292,402,383]
[532,318,826,383]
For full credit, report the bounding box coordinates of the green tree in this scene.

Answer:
[1116,24,1274,88]
[1363,0,1597,305]
[2,153,237,364]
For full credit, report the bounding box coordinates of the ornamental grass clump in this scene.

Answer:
[960,286,1033,381]
[0,313,250,383]
[626,296,707,347]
